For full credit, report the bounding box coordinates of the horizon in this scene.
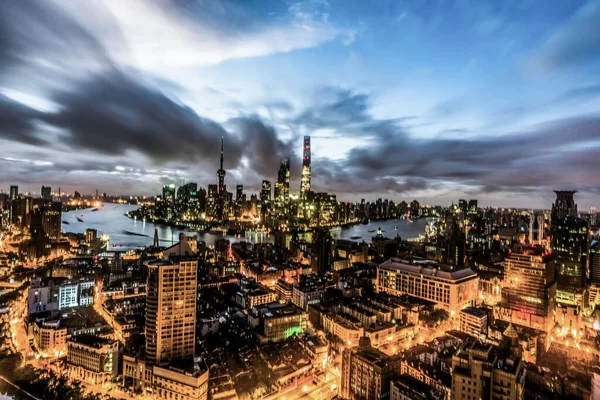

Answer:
[1,1,599,209]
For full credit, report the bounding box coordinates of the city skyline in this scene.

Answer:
[1,1,600,208]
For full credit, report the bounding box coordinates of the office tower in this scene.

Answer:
[176,182,197,200]
[590,242,600,285]
[145,258,197,365]
[311,228,332,275]
[528,211,545,245]
[215,137,227,221]
[236,185,244,201]
[458,199,468,216]
[341,337,400,400]
[41,186,52,201]
[552,190,578,219]
[300,136,311,199]
[468,199,478,215]
[447,221,466,268]
[550,191,588,305]
[275,158,290,205]
[162,184,176,203]
[498,244,556,332]
[260,180,271,203]
[10,185,18,201]
[451,338,525,400]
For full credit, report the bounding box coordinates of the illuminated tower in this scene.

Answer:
[216,137,226,221]
[551,190,588,305]
[275,158,290,206]
[300,136,311,199]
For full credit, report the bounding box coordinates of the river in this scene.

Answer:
[62,204,427,250]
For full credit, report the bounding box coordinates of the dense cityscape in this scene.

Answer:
[2,1,600,399]
[0,131,599,399]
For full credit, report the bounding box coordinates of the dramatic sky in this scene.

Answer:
[1,0,599,208]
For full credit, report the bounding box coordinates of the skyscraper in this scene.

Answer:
[41,186,51,201]
[550,191,588,305]
[260,180,271,204]
[552,190,578,219]
[216,137,226,221]
[162,184,176,203]
[10,185,18,201]
[311,228,332,275]
[275,158,290,206]
[145,258,198,366]
[300,136,311,199]
[236,185,244,202]
[498,244,556,332]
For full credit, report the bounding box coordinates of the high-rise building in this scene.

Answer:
[236,185,244,202]
[451,337,525,400]
[9,185,18,201]
[216,137,227,221]
[552,190,578,219]
[145,257,197,365]
[162,184,176,203]
[341,337,400,400]
[311,228,332,275]
[550,191,588,305]
[528,211,545,245]
[41,186,52,201]
[275,158,290,205]
[85,228,97,244]
[300,136,311,199]
[497,244,556,332]
[260,180,271,204]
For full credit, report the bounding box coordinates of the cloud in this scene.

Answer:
[527,2,600,73]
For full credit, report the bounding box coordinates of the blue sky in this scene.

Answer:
[1,0,599,208]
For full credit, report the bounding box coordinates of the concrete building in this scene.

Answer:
[497,245,556,332]
[145,257,197,365]
[451,338,525,400]
[459,307,488,339]
[67,334,119,385]
[376,259,479,313]
[341,337,401,400]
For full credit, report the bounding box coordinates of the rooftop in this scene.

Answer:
[380,259,477,281]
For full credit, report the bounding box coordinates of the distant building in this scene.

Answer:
[10,185,18,201]
[41,186,52,201]
[85,228,97,244]
[260,180,271,203]
[341,337,400,400]
[300,136,311,198]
